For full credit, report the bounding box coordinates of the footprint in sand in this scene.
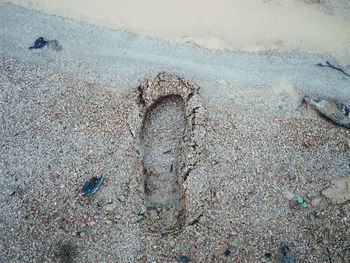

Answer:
[141,95,186,232]
[136,73,207,234]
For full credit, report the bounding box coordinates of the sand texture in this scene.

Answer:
[1,2,349,262]
[1,58,349,262]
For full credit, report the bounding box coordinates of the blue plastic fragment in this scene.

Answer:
[29,37,48,49]
[296,197,308,208]
[29,37,62,51]
[81,176,103,196]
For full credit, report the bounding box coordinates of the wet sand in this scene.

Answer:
[4,0,350,63]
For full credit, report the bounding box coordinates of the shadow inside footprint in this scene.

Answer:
[141,95,186,233]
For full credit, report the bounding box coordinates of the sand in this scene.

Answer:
[1,57,350,262]
[1,2,350,105]
[1,1,350,263]
[3,0,350,64]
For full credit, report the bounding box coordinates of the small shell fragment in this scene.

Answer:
[81,176,103,196]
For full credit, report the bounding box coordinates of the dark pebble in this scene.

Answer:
[29,37,47,49]
[265,252,272,258]
[224,249,231,257]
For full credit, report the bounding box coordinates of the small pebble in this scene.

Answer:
[224,248,231,257]
[29,37,47,49]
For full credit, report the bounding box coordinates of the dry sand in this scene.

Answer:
[1,57,349,262]
[3,0,350,64]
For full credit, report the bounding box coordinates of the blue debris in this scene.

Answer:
[29,37,62,51]
[29,37,48,49]
[175,255,190,263]
[280,244,294,263]
[297,197,308,208]
[81,176,103,196]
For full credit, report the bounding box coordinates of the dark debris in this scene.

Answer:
[317,61,350,77]
[80,176,103,196]
[224,248,231,257]
[175,255,190,263]
[29,37,62,51]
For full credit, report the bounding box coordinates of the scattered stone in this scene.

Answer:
[322,176,350,204]
[303,95,350,128]
[80,176,104,197]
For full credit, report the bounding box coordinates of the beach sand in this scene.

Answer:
[1,1,350,262]
[1,57,349,262]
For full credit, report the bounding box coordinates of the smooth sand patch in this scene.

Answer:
[3,0,350,63]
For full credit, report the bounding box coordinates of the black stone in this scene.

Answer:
[224,249,231,257]
[29,37,48,49]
